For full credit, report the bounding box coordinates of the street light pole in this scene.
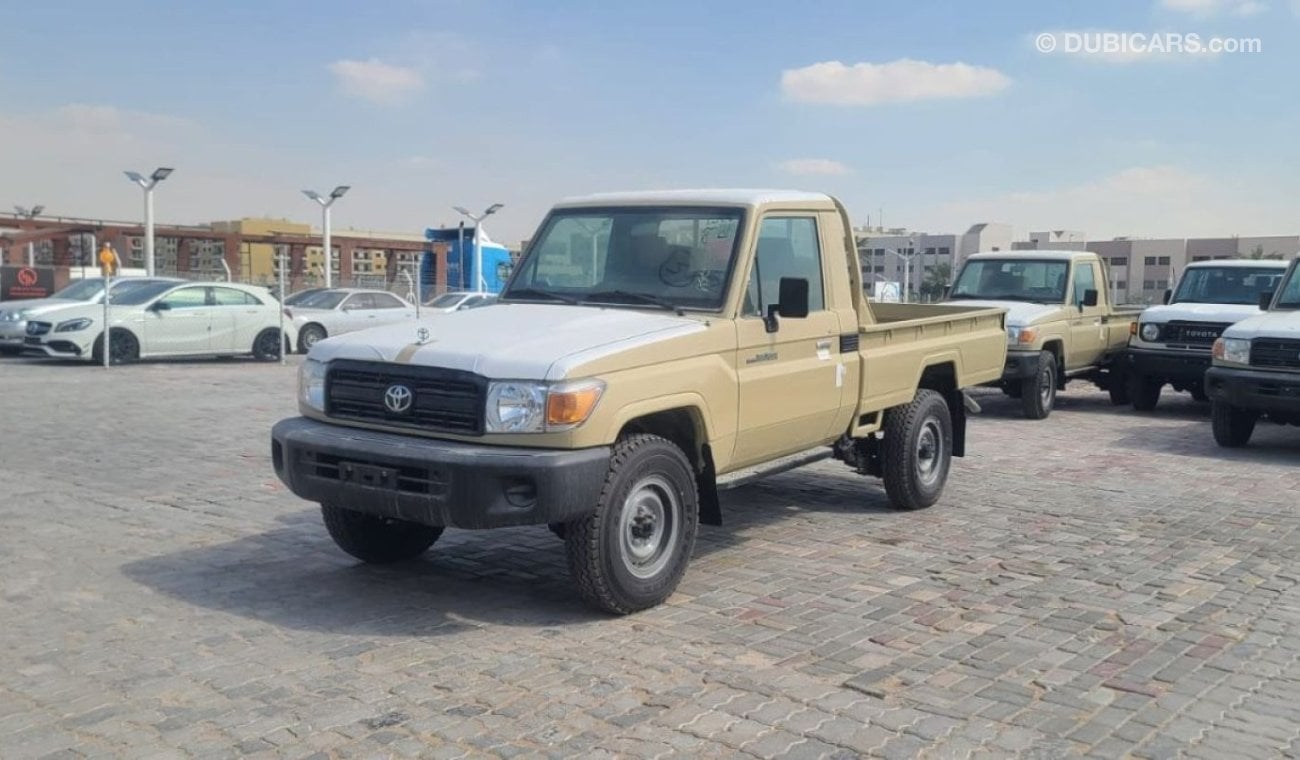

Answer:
[303,186,350,289]
[124,168,173,277]
[13,205,45,266]
[453,203,504,293]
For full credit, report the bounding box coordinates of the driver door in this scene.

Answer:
[144,285,212,355]
[1067,261,1106,369]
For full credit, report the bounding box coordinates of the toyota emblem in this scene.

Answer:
[416,327,431,344]
[383,384,414,414]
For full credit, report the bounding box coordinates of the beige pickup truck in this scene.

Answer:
[947,251,1141,419]
[272,190,1007,613]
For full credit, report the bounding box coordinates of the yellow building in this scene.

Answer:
[211,218,312,283]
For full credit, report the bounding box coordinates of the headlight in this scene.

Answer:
[1006,326,1039,346]
[0,309,27,322]
[55,318,93,333]
[299,359,328,411]
[1212,338,1250,365]
[485,379,605,433]
[1139,323,1161,342]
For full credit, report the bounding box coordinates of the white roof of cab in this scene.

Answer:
[554,189,834,208]
[1184,258,1292,269]
[965,250,1090,262]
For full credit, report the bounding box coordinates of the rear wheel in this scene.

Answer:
[91,328,140,365]
[252,328,283,362]
[564,434,698,614]
[298,324,326,353]
[1020,351,1057,420]
[1211,401,1256,448]
[321,505,443,563]
[881,389,952,510]
[1130,376,1162,412]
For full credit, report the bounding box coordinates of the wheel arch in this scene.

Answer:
[612,402,721,526]
[917,361,966,458]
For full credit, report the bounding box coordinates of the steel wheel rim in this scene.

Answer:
[916,418,945,487]
[1041,365,1055,405]
[619,474,680,579]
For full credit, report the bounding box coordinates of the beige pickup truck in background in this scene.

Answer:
[272,190,1007,613]
[946,251,1141,419]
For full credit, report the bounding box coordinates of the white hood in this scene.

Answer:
[0,298,81,317]
[308,303,707,380]
[947,300,1061,328]
[1223,310,1300,340]
[1140,302,1264,325]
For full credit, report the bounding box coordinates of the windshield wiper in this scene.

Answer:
[583,290,684,314]
[503,287,580,305]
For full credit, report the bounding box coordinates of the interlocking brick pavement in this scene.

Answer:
[1,357,1298,758]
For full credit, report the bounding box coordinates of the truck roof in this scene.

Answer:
[965,250,1093,262]
[554,189,835,209]
[1183,258,1292,269]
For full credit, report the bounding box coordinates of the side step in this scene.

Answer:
[716,447,833,491]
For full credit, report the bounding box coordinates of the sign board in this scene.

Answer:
[0,266,55,301]
[872,281,902,303]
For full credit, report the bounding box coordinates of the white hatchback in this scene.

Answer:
[23,280,296,363]
[286,288,417,352]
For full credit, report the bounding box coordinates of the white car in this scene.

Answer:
[286,288,417,352]
[0,277,178,355]
[424,291,498,313]
[23,280,296,363]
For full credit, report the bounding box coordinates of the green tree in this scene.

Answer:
[920,262,953,301]
[1247,244,1282,260]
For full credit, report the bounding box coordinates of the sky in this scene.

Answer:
[2,0,1298,245]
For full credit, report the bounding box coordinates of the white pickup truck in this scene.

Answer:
[1206,255,1300,447]
[1122,259,1288,410]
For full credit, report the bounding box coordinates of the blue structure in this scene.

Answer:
[422,226,515,296]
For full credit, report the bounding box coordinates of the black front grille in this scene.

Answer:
[325,359,486,435]
[1163,321,1230,347]
[26,321,51,336]
[1251,338,1300,370]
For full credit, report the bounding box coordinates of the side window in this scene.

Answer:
[743,217,824,317]
[342,294,370,310]
[1073,262,1097,304]
[371,293,405,309]
[158,287,207,309]
[212,287,261,306]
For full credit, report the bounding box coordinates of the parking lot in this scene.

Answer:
[2,357,1298,759]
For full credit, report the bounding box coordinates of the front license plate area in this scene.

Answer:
[341,461,397,489]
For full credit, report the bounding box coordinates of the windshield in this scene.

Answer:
[110,281,182,306]
[294,291,348,310]
[951,259,1070,303]
[1274,264,1300,310]
[504,206,745,310]
[429,292,467,308]
[50,278,106,301]
[1172,266,1285,305]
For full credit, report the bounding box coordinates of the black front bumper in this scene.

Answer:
[1001,352,1040,381]
[1205,367,1300,415]
[1121,348,1211,385]
[271,417,611,529]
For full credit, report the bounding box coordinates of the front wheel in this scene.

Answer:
[1130,376,1162,412]
[1211,401,1256,448]
[252,328,284,362]
[1020,351,1057,420]
[321,505,443,563]
[91,328,140,365]
[564,434,698,615]
[881,389,952,510]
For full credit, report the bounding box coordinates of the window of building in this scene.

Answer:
[1157,256,1170,266]
[938,247,950,256]
[1144,257,1156,266]
[1114,280,1128,290]
[924,247,936,256]
[1192,256,1209,262]
[1110,257,1128,267]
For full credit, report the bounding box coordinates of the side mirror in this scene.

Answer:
[765,277,810,333]
[1082,289,1099,308]
[151,301,171,312]
[1259,290,1275,310]
[1162,289,1172,305]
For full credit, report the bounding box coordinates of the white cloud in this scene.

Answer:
[930,166,1297,239]
[777,159,852,176]
[781,59,1010,106]
[1159,0,1266,16]
[328,58,424,104]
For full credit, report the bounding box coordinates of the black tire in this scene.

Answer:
[1020,351,1057,420]
[1130,376,1162,412]
[252,328,283,362]
[298,324,327,353]
[91,328,140,365]
[1211,401,1256,448]
[1002,384,1023,399]
[547,522,567,540]
[564,434,698,615]
[321,505,443,563]
[1190,386,1210,403]
[881,389,952,511]
[1107,374,1131,406]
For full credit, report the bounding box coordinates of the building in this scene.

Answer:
[1023,230,1087,250]
[1083,234,1298,304]
[854,222,1012,299]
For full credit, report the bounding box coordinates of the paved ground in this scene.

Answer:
[1,356,1299,760]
